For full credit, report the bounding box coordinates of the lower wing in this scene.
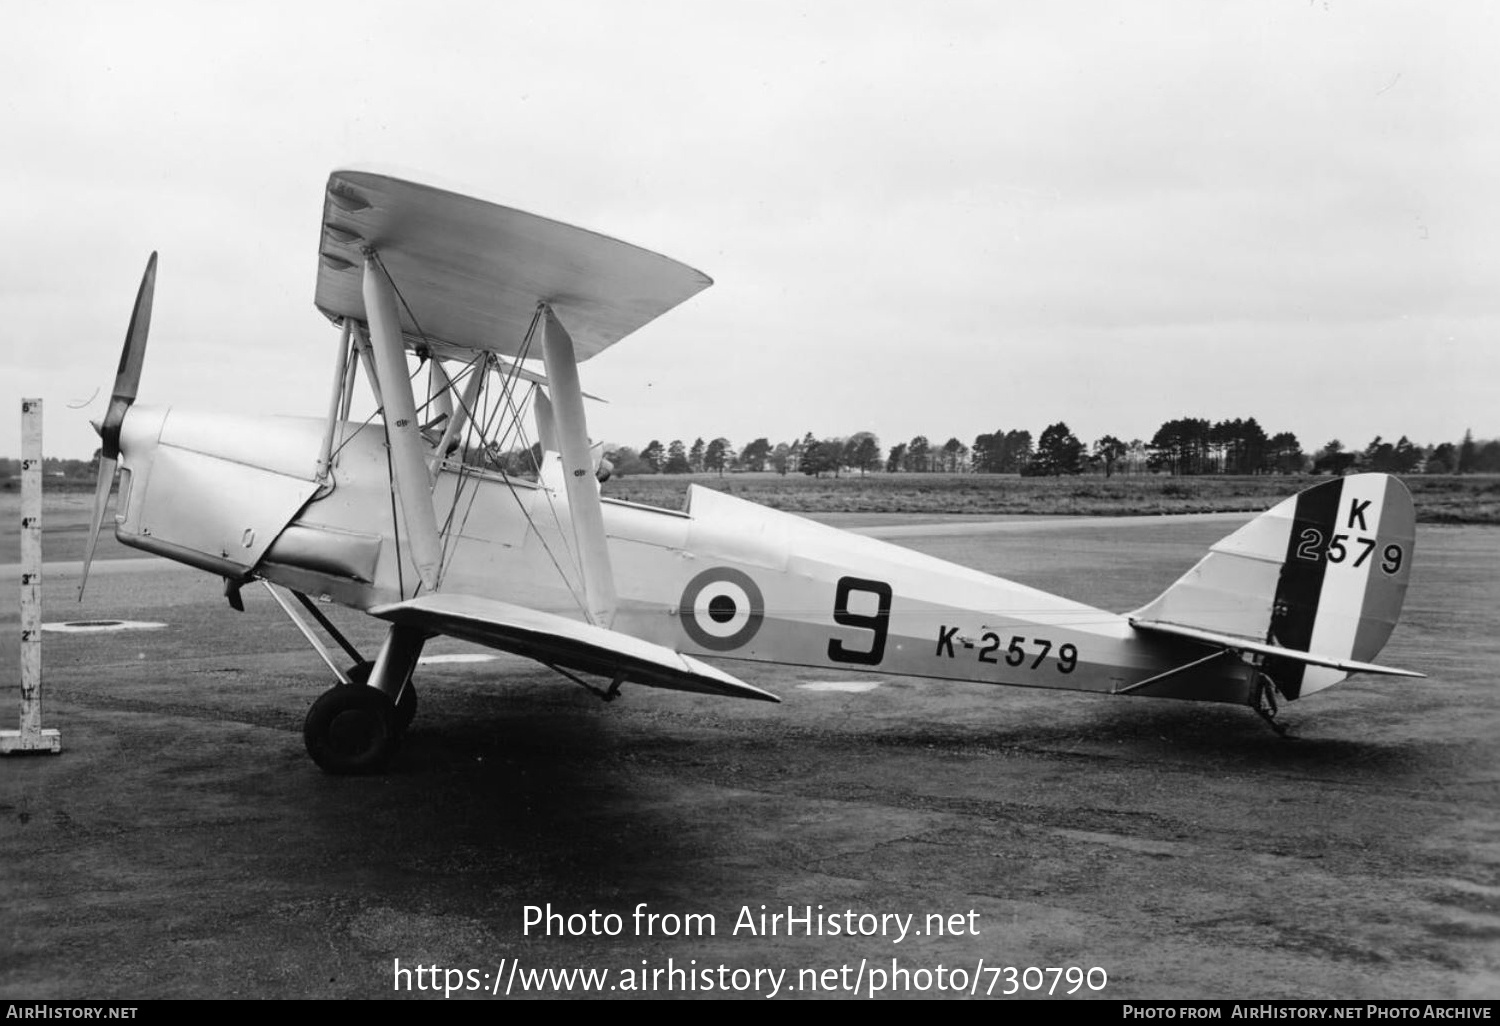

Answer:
[369,593,779,702]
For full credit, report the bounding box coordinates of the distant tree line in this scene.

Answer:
[0,456,98,489]
[9,427,1497,492]
[8,427,1498,489]
[567,423,1500,479]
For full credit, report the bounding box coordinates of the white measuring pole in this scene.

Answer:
[2,398,61,754]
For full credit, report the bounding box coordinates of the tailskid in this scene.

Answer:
[1251,671,1290,737]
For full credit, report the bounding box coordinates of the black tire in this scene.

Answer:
[303,685,400,775]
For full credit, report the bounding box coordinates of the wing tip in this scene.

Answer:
[679,653,780,703]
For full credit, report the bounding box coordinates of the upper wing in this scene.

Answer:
[369,593,779,703]
[314,168,712,362]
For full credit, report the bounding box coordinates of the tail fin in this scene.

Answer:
[1130,474,1416,699]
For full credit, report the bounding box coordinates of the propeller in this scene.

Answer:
[79,252,157,600]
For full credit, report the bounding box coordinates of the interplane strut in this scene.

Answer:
[361,254,444,593]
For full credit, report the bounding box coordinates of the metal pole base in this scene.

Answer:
[0,729,62,755]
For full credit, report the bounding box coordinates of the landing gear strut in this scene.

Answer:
[344,659,418,733]
[259,582,422,770]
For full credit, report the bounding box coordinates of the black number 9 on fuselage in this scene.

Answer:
[828,576,892,666]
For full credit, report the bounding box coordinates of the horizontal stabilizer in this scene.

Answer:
[369,594,779,702]
[1129,619,1424,679]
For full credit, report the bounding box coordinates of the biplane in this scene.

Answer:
[80,169,1421,774]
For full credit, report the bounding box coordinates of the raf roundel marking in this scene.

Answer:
[679,567,765,651]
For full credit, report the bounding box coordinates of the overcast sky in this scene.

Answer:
[4,1,1496,461]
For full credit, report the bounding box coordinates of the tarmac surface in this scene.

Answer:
[2,514,1497,1000]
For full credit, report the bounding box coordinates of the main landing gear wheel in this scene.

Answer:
[304,685,401,775]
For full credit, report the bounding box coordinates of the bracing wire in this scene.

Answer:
[357,259,592,612]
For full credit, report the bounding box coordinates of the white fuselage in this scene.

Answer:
[111,404,1256,705]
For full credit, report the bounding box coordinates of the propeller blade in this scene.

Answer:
[83,252,157,599]
[78,455,117,601]
[99,252,157,460]
[114,252,156,405]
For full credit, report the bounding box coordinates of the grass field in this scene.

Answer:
[601,471,1500,524]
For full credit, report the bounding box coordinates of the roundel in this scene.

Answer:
[678,567,765,651]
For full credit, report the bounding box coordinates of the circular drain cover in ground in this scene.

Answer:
[43,620,167,634]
